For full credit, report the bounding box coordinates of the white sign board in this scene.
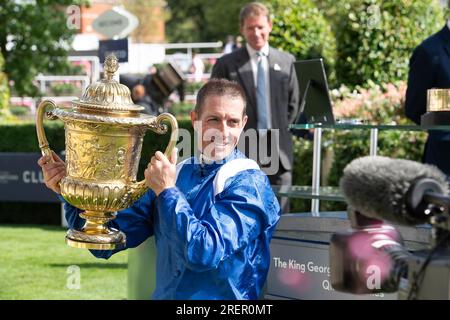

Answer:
[119,43,166,74]
[93,6,139,39]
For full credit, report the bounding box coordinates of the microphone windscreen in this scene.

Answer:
[340,156,449,225]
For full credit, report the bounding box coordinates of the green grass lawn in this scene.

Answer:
[0,224,128,300]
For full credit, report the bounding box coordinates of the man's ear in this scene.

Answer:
[191,110,203,134]
[242,115,248,128]
[190,110,198,129]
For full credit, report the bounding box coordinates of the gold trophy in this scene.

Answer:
[421,88,450,125]
[36,54,178,250]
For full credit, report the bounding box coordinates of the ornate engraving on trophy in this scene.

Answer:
[36,54,178,250]
[65,129,132,180]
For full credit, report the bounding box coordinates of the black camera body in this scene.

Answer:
[330,209,450,299]
[330,210,408,294]
[120,62,185,114]
[330,155,450,299]
[144,62,185,106]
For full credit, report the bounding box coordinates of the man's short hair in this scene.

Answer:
[239,2,271,26]
[195,79,247,117]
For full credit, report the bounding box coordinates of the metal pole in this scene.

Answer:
[369,128,378,156]
[188,47,193,62]
[40,79,46,94]
[311,128,322,215]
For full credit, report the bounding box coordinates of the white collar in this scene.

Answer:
[199,152,216,165]
[196,148,227,165]
[447,20,450,31]
[246,43,269,58]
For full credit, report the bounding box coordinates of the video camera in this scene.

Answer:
[330,156,450,299]
[120,62,185,113]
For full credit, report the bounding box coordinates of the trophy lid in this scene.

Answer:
[72,54,144,115]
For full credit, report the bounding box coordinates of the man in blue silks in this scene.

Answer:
[38,78,281,300]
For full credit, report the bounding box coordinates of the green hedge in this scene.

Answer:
[332,0,444,88]
[0,121,66,153]
[269,0,337,86]
[0,50,11,120]
[0,118,193,157]
[0,120,63,224]
[268,0,444,89]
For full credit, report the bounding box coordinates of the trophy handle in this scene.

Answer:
[155,113,179,158]
[36,100,59,162]
[130,113,179,200]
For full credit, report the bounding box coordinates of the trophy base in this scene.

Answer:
[65,228,126,250]
[421,111,450,126]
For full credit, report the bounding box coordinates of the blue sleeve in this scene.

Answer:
[60,191,156,259]
[405,45,436,124]
[155,170,281,271]
[59,194,84,230]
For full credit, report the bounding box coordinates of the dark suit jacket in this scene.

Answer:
[405,25,450,176]
[211,46,299,171]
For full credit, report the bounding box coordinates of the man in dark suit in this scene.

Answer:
[211,2,299,212]
[405,22,450,179]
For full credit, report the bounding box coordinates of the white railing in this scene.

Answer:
[196,53,222,60]
[34,75,90,94]
[163,42,224,73]
[10,97,37,114]
[9,44,224,114]
[185,73,211,82]
[68,55,100,83]
[10,74,89,114]
[10,96,78,114]
[163,42,223,60]
[162,41,223,51]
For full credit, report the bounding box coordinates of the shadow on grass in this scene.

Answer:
[49,263,127,269]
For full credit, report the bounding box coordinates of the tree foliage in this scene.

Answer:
[164,0,444,89]
[0,0,88,97]
[0,50,11,118]
[165,0,246,44]
[122,0,167,43]
[332,0,444,88]
[269,0,337,86]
